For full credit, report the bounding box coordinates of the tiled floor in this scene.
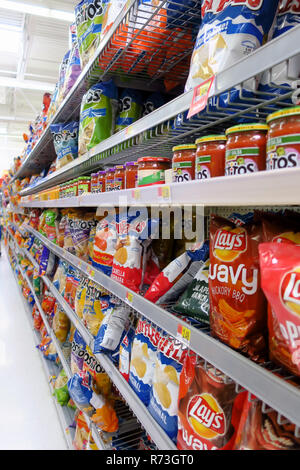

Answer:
[0,248,67,450]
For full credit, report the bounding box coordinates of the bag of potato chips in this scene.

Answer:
[82,280,112,336]
[54,369,70,406]
[93,303,129,354]
[71,330,87,375]
[53,303,71,343]
[75,275,89,319]
[92,213,118,276]
[50,122,79,170]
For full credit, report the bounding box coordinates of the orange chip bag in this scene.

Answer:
[209,213,267,361]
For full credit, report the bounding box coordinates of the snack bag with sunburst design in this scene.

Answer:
[209,213,267,360]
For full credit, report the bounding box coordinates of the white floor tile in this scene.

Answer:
[0,248,67,450]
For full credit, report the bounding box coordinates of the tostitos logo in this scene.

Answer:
[281,268,300,317]
[187,393,225,440]
[213,226,247,262]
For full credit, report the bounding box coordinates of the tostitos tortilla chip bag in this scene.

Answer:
[234,395,300,450]
[209,213,267,361]
[177,354,246,450]
[259,242,300,377]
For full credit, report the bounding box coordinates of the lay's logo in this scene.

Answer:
[281,269,300,316]
[187,394,225,440]
[202,0,263,16]
[213,227,247,262]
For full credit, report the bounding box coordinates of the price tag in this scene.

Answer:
[125,125,134,137]
[158,185,171,202]
[132,189,140,201]
[177,324,191,347]
[187,76,215,119]
[126,291,134,304]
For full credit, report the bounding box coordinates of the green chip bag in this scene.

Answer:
[53,369,70,406]
[172,259,210,324]
[78,79,118,156]
[33,270,42,297]
[75,0,109,69]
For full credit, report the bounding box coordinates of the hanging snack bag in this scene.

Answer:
[64,266,80,310]
[172,259,210,324]
[115,89,143,133]
[50,122,79,170]
[67,211,98,261]
[63,42,82,100]
[33,270,42,298]
[54,369,70,406]
[91,400,119,433]
[83,346,111,397]
[53,259,69,295]
[68,371,94,415]
[111,209,159,293]
[38,336,58,362]
[53,303,71,343]
[185,0,279,92]
[148,335,187,443]
[43,209,59,244]
[234,395,300,450]
[41,290,56,316]
[145,241,209,305]
[57,50,71,106]
[58,210,69,248]
[32,305,43,331]
[129,318,161,406]
[75,275,89,320]
[39,246,56,277]
[82,280,112,336]
[75,0,109,69]
[177,354,246,450]
[78,79,118,156]
[92,212,118,276]
[73,411,90,450]
[209,213,267,361]
[259,242,300,377]
[71,330,87,375]
[93,303,129,354]
[119,323,136,382]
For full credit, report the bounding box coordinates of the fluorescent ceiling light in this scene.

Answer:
[0,1,74,22]
[0,28,21,54]
[0,76,55,92]
[0,115,32,122]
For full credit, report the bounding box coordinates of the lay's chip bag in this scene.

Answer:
[78,79,118,156]
[119,323,136,382]
[185,0,279,92]
[148,335,187,443]
[209,213,267,361]
[82,280,111,336]
[92,212,118,276]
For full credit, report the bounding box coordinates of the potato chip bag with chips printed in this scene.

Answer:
[119,324,136,382]
[83,346,111,396]
[53,303,71,343]
[50,122,79,170]
[259,242,300,377]
[93,303,129,354]
[67,212,98,261]
[177,354,246,450]
[64,265,80,310]
[129,318,161,406]
[82,280,111,336]
[148,335,187,443]
[75,275,89,319]
[209,213,267,361]
[92,213,118,276]
[185,0,279,92]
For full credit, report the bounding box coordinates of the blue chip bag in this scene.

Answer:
[166,0,199,28]
[148,335,187,443]
[50,121,79,170]
[119,323,136,382]
[71,330,87,375]
[142,92,165,117]
[67,371,93,410]
[93,303,129,354]
[115,89,143,132]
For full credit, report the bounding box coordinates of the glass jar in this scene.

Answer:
[78,176,91,195]
[172,144,196,183]
[266,107,300,170]
[114,165,125,190]
[225,123,269,176]
[105,168,115,192]
[137,157,171,187]
[91,173,99,193]
[125,161,138,189]
[98,171,106,193]
[195,135,226,179]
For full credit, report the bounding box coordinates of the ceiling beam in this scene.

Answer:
[0,76,54,92]
[0,1,74,22]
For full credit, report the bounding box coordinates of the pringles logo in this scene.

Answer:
[213,226,247,262]
[281,269,300,317]
[187,394,225,439]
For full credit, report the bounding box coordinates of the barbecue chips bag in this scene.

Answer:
[177,354,246,450]
[209,214,267,360]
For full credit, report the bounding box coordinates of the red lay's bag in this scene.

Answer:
[234,396,300,450]
[209,214,267,361]
[259,242,300,377]
[177,354,246,450]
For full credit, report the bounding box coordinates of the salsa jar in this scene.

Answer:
[172,144,196,183]
[266,107,300,171]
[98,171,106,192]
[225,123,269,176]
[78,176,91,195]
[91,173,98,193]
[138,157,171,187]
[195,135,226,179]
[114,165,125,190]
[105,168,115,192]
[125,161,138,189]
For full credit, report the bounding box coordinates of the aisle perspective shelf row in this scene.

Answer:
[18,224,300,432]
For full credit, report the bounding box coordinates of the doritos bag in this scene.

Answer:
[148,336,187,443]
[92,212,118,276]
[177,354,246,450]
[209,214,267,361]
[259,242,300,377]
[234,396,300,450]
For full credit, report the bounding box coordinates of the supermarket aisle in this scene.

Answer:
[0,249,67,450]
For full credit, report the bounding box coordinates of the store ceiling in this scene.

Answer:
[0,0,77,163]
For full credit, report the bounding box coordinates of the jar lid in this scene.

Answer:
[106,167,115,173]
[98,170,106,175]
[172,144,197,152]
[267,106,300,124]
[125,161,138,167]
[137,157,170,163]
[115,165,125,170]
[226,123,269,135]
[195,135,227,144]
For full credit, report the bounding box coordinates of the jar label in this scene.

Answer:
[114,178,124,190]
[267,134,300,170]
[138,169,165,187]
[225,148,259,175]
[173,161,193,183]
[106,179,115,192]
[196,155,211,179]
